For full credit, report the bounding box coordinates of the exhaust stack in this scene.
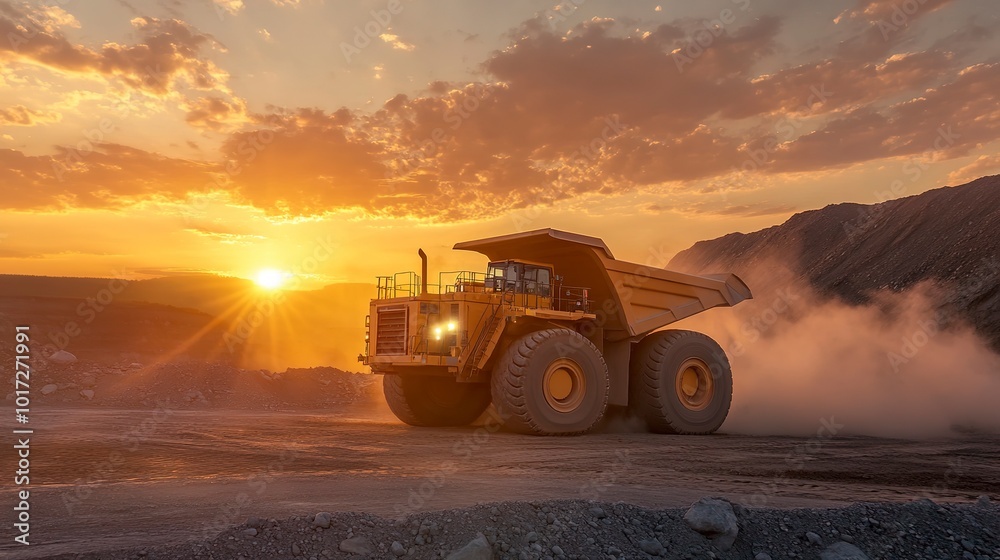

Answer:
[418,248,428,294]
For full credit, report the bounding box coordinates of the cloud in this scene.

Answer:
[0,5,229,95]
[765,63,1000,172]
[0,104,61,125]
[0,144,217,211]
[835,0,958,24]
[212,0,244,15]
[183,220,265,244]
[2,10,998,223]
[184,95,249,130]
[380,32,415,52]
[948,156,1000,184]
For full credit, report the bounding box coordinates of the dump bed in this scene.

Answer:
[454,229,751,341]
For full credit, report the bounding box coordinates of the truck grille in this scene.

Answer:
[375,306,408,355]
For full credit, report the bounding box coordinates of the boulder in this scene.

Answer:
[446,533,491,560]
[683,497,739,551]
[820,542,870,560]
[339,536,373,555]
[312,512,332,528]
[49,350,77,364]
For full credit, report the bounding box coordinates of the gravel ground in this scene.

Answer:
[42,496,999,560]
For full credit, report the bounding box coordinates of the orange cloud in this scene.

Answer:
[0,104,60,125]
[0,6,228,95]
[2,8,997,223]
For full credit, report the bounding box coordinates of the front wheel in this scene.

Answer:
[491,329,609,435]
[383,374,491,427]
[630,330,733,434]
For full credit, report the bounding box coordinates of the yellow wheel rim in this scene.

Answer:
[674,358,714,411]
[542,358,586,413]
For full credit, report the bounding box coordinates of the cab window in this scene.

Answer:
[523,265,552,297]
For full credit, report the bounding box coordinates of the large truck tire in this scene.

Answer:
[630,329,733,434]
[383,374,491,427]
[491,328,609,435]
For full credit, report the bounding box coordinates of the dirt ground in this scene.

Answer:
[3,405,997,559]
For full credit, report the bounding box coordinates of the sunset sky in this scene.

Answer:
[1,0,998,288]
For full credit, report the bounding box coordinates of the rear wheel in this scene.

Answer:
[491,329,609,435]
[383,374,491,427]
[630,330,732,434]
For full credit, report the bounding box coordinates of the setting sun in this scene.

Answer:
[254,268,292,290]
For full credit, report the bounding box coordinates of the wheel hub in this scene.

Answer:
[542,358,586,413]
[674,358,714,411]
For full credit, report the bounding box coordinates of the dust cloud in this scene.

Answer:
[682,275,1000,438]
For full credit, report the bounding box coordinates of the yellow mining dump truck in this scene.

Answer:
[360,229,752,435]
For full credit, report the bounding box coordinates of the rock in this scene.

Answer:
[683,497,739,551]
[246,516,264,528]
[590,507,607,519]
[976,495,991,507]
[960,538,975,552]
[242,528,257,537]
[806,531,823,545]
[41,384,59,395]
[820,541,870,560]
[638,538,664,556]
[525,531,538,543]
[80,375,97,388]
[312,512,331,528]
[292,543,301,555]
[755,554,773,560]
[391,541,406,556]
[129,362,143,369]
[445,533,491,560]
[339,536,373,555]
[79,389,95,400]
[551,544,564,556]
[49,350,77,364]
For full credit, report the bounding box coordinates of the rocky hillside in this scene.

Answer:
[669,175,1000,349]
